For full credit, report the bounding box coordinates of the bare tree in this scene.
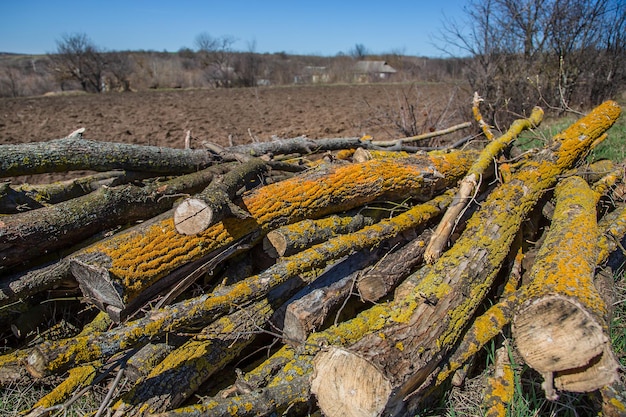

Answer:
[49,33,106,93]
[106,51,134,92]
[349,43,369,59]
[437,0,625,122]
[194,32,237,87]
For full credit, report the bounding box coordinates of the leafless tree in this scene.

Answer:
[437,0,625,122]
[49,33,106,93]
[349,43,370,59]
[106,51,134,92]
[194,32,237,87]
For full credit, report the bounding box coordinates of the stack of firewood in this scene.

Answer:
[0,98,624,417]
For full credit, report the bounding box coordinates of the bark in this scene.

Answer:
[309,101,621,417]
[174,158,269,235]
[0,258,72,309]
[513,176,620,398]
[0,164,232,273]
[483,342,515,417]
[151,376,310,417]
[26,192,452,377]
[69,152,472,319]
[112,277,304,416]
[357,229,432,302]
[263,212,373,258]
[0,137,216,178]
[0,170,156,214]
[424,106,543,263]
[369,121,472,146]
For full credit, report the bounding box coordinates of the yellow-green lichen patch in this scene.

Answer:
[32,364,97,409]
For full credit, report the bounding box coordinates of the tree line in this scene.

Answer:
[0,31,465,98]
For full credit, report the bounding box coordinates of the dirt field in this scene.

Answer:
[0,83,469,149]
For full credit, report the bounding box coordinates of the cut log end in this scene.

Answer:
[311,347,393,417]
[174,198,214,235]
[264,230,288,258]
[514,295,606,372]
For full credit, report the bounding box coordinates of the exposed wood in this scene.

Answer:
[513,176,619,397]
[310,101,621,417]
[472,92,495,141]
[0,163,232,273]
[263,212,373,258]
[0,137,217,178]
[424,106,543,264]
[174,158,268,235]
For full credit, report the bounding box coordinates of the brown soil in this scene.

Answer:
[0,83,468,148]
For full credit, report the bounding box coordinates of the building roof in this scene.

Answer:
[353,61,397,74]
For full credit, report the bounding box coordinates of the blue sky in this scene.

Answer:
[0,1,468,57]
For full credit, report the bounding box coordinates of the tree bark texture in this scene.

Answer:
[0,137,217,178]
[310,100,621,417]
[69,151,472,319]
[0,163,232,273]
[512,176,620,397]
[424,106,544,263]
[26,191,453,377]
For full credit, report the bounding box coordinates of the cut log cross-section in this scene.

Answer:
[69,151,477,320]
[310,100,621,417]
[512,175,620,398]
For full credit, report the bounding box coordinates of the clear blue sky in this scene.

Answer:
[0,1,468,57]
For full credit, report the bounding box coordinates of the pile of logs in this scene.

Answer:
[0,97,624,416]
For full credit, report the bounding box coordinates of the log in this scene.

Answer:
[175,150,477,235]
[26,191,452,377]
[513,176,620,398]
[357,228,432,302]
[263,212,373,258]
[69,151,474,318]
[174,158,269,235]
[483,342,515,417]
[0,136,216,178]
[424,106,544,263]
[309,101,621,417]
[0,170,157,214]
[0,163,232,273]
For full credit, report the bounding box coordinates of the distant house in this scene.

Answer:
[353,61,397,82]
[295,66,331,84]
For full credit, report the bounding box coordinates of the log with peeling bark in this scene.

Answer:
[69,151,473,319]
[310,100,621,417]
[512,175,620,398]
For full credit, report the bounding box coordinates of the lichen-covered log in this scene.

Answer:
[310,101,621,417]
[0,163,232,273]
[151,376,311,417]
[174,158,268,235]
[0,258,72,309]
[263,212,374,258]
[483,342,515,417]
[513,176,620,398]
[0,137,217,178]
[69,151,473,319]
[0,170,156,214]
[424,106,543,263]
[111,276,305,416]
[26,192,452,378]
